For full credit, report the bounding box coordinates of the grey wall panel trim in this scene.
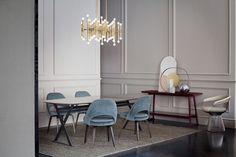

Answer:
[173,0,233,75]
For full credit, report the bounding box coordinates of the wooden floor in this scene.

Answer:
[106,121,236,157]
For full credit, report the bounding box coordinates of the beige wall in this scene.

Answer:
[38,0,101,127]
[101,0,236,127]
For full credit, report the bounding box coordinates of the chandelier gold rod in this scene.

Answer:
[105,0,108,20]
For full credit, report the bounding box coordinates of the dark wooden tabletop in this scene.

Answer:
[141,90,202,96]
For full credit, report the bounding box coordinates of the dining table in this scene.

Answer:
[44,94,146,146]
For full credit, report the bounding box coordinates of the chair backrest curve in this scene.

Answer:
[127,96,151,120]
[46,92,65,115]
[84,99,117,125]
[75,91,91,97]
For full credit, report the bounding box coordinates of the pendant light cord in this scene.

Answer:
[106,0,108,20]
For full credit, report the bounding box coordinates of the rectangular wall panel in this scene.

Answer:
[175,0,229,74]
[54,0,99,75]
[101,0,122,74]
[126,0,169,73]
[38,0,101,128]
[102,83,122,96]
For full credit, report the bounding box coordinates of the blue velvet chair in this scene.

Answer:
[118,96,152,140]
[46,92,76,133]
[74,91,91,129]
[75,91,91,97]
[83,99,117,147]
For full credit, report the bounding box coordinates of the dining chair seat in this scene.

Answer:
[202,106,227,114]
[83,99,117,147]
[119,112,148,121]
[118,96,152,141]
[90,116,114,126]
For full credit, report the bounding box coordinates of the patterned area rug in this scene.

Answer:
[39,119,199,157]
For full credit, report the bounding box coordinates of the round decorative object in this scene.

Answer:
[167,72,180,87]
[178,83,190,93]
[160,67,190,93]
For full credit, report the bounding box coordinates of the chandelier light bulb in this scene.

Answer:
[80,1,122,46]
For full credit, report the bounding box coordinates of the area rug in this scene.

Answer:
[39,119,199,157]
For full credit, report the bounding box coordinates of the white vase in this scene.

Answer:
[167,79,175,93]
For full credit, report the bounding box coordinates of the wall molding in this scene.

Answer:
[173,0,232,76]
[120,0,234,76]
[102,73,236,83]
[38,0,101,127]
[39,0,100,79]
[101,0,236,124]
[101,82,123,95]
[123,0,170,74]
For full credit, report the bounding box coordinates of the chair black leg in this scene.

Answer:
[92,127,96,145]
[107,126,110,142]
[145,120,152,138]
[47,116,52,133]
[84,125,88,144]
[139,123,142,131]
[136,122,140,141]
[110,126,115,147]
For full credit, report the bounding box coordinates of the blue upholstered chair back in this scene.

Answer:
[75,91,90,97]
[126,96,151,121]
[83,99,117,126]
[46,92,65,116]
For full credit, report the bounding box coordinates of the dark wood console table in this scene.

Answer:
[141,90,202,125]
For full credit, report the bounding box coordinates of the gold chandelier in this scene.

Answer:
[81,0,122,46]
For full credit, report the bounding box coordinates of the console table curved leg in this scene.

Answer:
[188,97,192,125]
[152,94,155,123]
[193,96,199,125]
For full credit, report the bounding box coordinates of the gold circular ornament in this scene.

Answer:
[166,73,180,87]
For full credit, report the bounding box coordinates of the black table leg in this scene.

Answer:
[53,104,74,146]
[188,97,192,125]
[152,94,156,124]
[193,96,199,125]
